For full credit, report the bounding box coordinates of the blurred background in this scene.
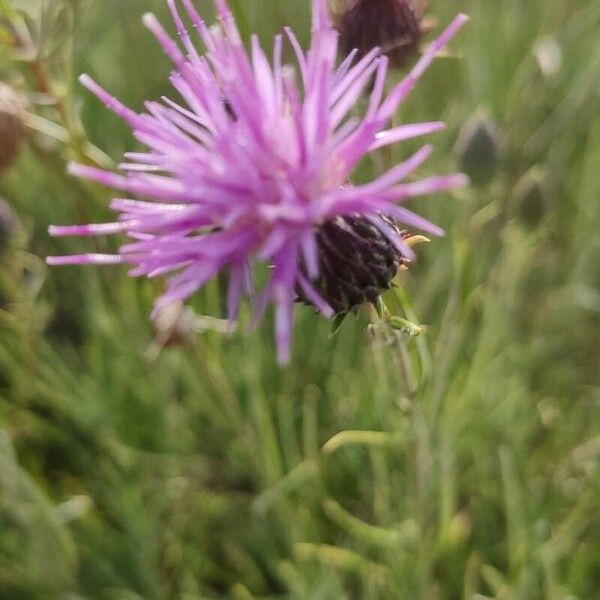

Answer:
[1,0,599,598]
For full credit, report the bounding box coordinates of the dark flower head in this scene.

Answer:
[456,109,501,187]
[332,0,426,68]
[47,0,468,363]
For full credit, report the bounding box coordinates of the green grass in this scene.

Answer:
[1,0,599,598]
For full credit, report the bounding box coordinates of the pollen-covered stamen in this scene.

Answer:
[297,214,411,315]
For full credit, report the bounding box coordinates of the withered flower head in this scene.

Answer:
[331,0,426,68]
[0,83,26,174]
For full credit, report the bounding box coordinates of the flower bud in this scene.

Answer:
[331,0,425,69]
[510,166,548,229]
[0,83,26,174]
[455,109,501,187]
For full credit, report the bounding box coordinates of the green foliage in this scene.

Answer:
[1,0,599,598]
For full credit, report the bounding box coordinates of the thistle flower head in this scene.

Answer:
[47,0,468,363]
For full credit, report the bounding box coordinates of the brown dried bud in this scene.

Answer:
[0,83,26,174]
[331,0,426,69]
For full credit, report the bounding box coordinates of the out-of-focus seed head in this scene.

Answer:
[331,0,425,69]
[510,166,548,229]
[0,83,26,174]
[0,198,19,253]
[455,109,501,187]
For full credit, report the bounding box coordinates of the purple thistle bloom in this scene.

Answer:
[47,0,468,363]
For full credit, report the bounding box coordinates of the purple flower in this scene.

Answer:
[47,0,468,363]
